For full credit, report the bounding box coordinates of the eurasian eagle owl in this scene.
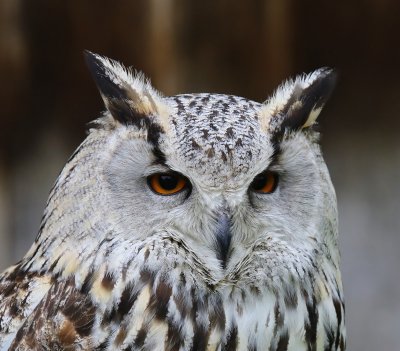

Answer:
[0,52,345,350]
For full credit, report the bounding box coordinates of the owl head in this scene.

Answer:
[27,52,338,280]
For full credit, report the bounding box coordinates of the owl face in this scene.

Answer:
[0,53,343,350]
[83,52,337,273]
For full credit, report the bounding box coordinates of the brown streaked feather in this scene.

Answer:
[5,276,96,350]
[0,268,52,338]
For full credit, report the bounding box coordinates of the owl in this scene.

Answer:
[0,51,345,351]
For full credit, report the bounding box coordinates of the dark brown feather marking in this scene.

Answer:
[144,248,150,261]
[8,302,20,318]
[189,288,211,351]
[81,270,95,294]
[101,272,115,291]
[304,292,319,351]
[226,127,234,138]
[149,281,172,320]
[173,292,189,320]
[48,255,62,272]
[190,326,209,351]
[134,326,148,348]
[273,301,285,340]
[117,283,139,320]
[95,338,110,350]
[284,289,298,309]
[115,327,128,346]
[5,263,24,282]
[222,325,238,351]
[62,287,96,337]
[333,298,342,349]
[140,268,154,285]
[324,325,335,351]
[167,322,185,351]
[12,324,25,345]
[57,319,78,346]
[8,278,96,349]
[276,330,289,351]
[209,296,226,332]
[340,335,345,350]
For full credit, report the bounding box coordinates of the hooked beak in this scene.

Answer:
[215,210,232,269]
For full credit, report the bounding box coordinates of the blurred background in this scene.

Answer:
[0,1,399,349]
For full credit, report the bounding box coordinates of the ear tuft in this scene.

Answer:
[259,68,337,135]
[84,50,170,132]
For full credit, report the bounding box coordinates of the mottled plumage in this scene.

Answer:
[0,51,345,350]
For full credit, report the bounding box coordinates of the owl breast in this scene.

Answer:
[77,234,344,351]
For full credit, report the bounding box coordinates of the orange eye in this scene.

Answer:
[250,171,278,194]
[147,173,188,195]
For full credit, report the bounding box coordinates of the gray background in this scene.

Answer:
[0,1,399,350]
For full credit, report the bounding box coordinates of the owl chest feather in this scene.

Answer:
[0,235,344,351]
[84,237,344,350]
[87,268,343,350]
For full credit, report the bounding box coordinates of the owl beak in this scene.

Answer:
[215,211,232,269]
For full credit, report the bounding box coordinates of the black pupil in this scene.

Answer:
[251,174,268,191]
[159,174,179,190]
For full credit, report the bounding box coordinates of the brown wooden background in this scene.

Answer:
[1,1,399,350]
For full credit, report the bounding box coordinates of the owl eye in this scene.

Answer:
[147,173,188,195]
[250,171,278,194]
